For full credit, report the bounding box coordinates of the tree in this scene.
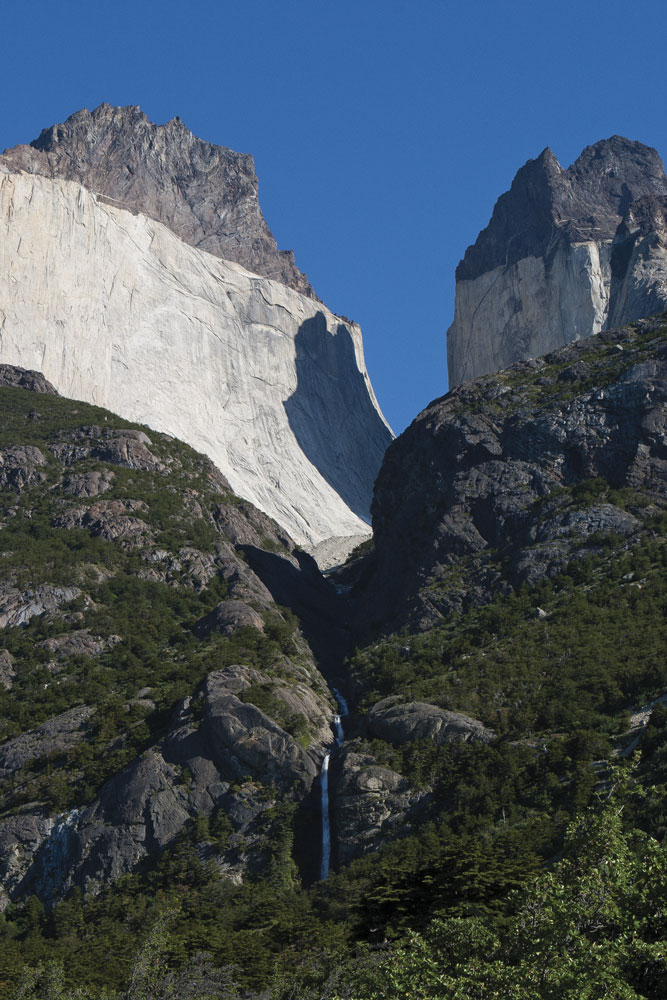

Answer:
[327,778,667,999]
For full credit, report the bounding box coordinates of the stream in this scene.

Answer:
[320,687,349,879]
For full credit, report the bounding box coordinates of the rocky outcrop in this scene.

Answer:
[91,430,166,472]
[1,103,313,297]
[0,706,93,778]
[0,364,57,394]
[367,699,494,745]
[447,137,667,385]
[0,583,82,630]
[202,669,322,790]
[194,600,266,638]
[38,630,121,661]
[334,749,428,864]
[0,664,333,903]
[52,499,152,545]
[62,470,115,497]
[362,317,667,632]
[0,811,54,909]
[0,166,392,549]
[0,445,47,492]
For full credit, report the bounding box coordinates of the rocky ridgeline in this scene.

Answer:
[1,103,312,296]
[354,316,667,633]
[447,136,667,384]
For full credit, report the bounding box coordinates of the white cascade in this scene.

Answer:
[320,753,331,880]
[332,687,349,717]
[320,688,350,879]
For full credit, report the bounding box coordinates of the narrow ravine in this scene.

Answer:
[320,687,350,879]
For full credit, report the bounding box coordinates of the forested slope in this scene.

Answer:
[3,318,667,998]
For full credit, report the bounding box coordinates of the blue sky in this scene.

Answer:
[2,0,667,432]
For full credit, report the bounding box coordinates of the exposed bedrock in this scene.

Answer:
[0,168,392,548]
[447,137,667,385]
[0,665,334,905]
[1,103,313,297]
[363,318,667,633]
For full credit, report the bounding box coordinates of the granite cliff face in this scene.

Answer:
[447,137,667,385]
[1,103,313,296]
[0,136,392,551]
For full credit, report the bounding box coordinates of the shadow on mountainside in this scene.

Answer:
[240,544,350,675]
[284,312,393,522]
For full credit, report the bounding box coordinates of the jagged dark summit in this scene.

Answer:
[1,103,314,296]
[447,135,667,385]
[457,136,667,282]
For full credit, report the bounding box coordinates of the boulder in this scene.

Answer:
[194,600,265,639]
[367,699,494,745]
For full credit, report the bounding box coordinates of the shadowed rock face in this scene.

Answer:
[1,103,313,297]
[448,137,667,385]
[361,317,667,634]
[285,313,392,523]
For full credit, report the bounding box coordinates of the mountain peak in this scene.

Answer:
[456,135,667,283]
[2,104,313,296]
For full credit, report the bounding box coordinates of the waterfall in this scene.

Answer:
[332,687,349,717]
[320,687,349,879]
[320,752,331,880]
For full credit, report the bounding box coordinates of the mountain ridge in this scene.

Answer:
[1,103,314,297]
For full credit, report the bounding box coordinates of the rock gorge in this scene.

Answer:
[0,106,393,557]
[447,135,667,385]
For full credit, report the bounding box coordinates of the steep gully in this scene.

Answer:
[239,545,353,880]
